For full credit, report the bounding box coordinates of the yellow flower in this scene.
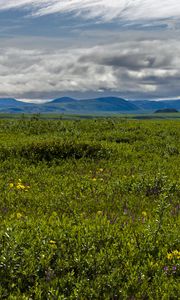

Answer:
[17,185,24,190]
[99,168,104,172]
[49,240,57,249]
[16,212,23,219]
[49,240,56,244]
[9,183,14,188]
[167,253,173,260]
[172,250,179,256]
[166,250,180,260]
[92,177,97,181]
[142,211,147,218]
[16,182,29,190]
[172,250,180,259]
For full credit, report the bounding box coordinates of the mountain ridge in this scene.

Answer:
[0,97,180,114]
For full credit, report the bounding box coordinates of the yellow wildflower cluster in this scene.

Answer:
[167,250,180,260]
[9,179,30,191]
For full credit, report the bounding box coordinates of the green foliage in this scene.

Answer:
[17,141,112,162]
[0,118,179,299]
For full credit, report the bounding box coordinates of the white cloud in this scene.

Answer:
[0,0,180,23]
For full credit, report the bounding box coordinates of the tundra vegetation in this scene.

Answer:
[0,117,179,299]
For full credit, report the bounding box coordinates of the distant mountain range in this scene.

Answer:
[129,99,180,111]
[0,97,180,114]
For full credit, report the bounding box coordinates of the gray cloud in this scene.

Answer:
[80,41,176,70]
[0,39,180,99]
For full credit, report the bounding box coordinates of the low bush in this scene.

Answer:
[0,141,113,163]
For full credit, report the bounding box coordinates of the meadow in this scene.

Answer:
[0,117,179,299]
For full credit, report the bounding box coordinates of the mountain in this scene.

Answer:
[0,98,27,107]
[160,100,180,110]
[0,98,39,113]
[50,97,77,104]
[130,99,180,111]
[0,96,180,114]
[76,97,138,112]
[45,96,139,113]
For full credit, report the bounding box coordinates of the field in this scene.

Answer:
[0,117,179,299]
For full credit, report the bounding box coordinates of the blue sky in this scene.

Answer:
[0,0,180,101]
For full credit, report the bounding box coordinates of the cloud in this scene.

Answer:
[0,0,180,24]
[0,39,180,99]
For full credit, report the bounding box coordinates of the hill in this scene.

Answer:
[0,98,40,114]
[45,96,139,114]
[154,108,178,113]
[0,98,27,107]
[78,97,138,112]
[50,97,77,104]
[130,99,180,112]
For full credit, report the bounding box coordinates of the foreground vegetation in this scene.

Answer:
[0,118,179,299]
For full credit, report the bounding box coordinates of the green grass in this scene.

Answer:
[0,118,179,299]
[1,112,180,120]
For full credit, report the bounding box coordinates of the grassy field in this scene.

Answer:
[1,112,180,120]
[0,118,179,299]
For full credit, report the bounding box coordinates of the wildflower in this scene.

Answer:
[92,177,97,181]
[167,253,173,260]
[9,183,14,188]
[16,183,26,190]
[167,250,180,260]
[49,240,57,250]
[172,266,177,273]
[99,168,104,172]
[49,240,56,244]
[173,250,180,259]
[16,179,30,191]
[163,266,168,273]
[16,212,23,219]
[172,250,179,256]
[142,211,147,218]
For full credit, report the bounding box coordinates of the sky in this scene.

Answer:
[0,0,180,101]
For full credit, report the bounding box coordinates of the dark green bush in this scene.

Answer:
[0,141,113,163]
